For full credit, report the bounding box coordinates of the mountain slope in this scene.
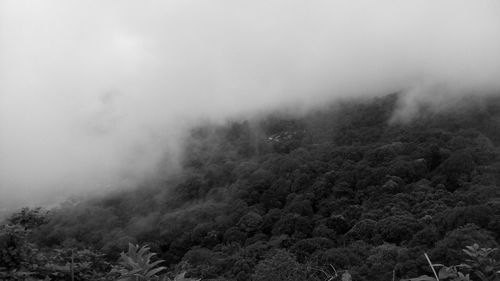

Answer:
[32,94,500,281]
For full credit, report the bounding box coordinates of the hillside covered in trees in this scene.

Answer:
[3,93,500,280]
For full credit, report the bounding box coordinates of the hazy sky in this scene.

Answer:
[1,0,500,208]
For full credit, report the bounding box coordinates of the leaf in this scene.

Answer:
[456,271,469,280]
[439,266,457,279]
[148,260,165,269]
[127,268,143,275]
[474,271,490,281]
[145,266,167,278]
[402,275,437,281]
[463,249,474,257]
[137,245,150,258]
[455,264,472,269]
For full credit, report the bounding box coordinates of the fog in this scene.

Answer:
[1,0,500,208]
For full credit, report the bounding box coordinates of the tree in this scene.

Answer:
[238,212,263,233]
[8,207,48,230]
[436,205,492,232]
[376,215,422,244]
[436,150,476,190]
[1,207,49,271]
[291,237,334,262]
[223,227,247,245]
[251,250,306,281]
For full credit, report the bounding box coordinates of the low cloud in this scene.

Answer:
[1,0,500,207]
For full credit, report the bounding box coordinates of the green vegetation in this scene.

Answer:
[3,94,500,280]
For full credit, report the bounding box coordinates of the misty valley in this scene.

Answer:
[2,94,500,281]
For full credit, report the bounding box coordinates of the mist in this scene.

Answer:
[1,0,500,209]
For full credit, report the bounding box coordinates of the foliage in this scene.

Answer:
[405,245,500,281]
[0,224,31,271]
[112,243,168,281]
[462,244,500,281]
[5,94,500,281]
[8,207,48,230]
[112,243,200,281]
[1,208,112,281]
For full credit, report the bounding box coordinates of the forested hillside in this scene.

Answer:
[3,94,500,281]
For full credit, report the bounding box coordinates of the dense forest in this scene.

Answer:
[2,93,500,280]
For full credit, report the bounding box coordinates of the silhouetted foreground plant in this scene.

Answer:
[112,243,199,281]
[463,244,500,281]
[0,208,198,281]
[404,244,500,281]
[2,209,500,281]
